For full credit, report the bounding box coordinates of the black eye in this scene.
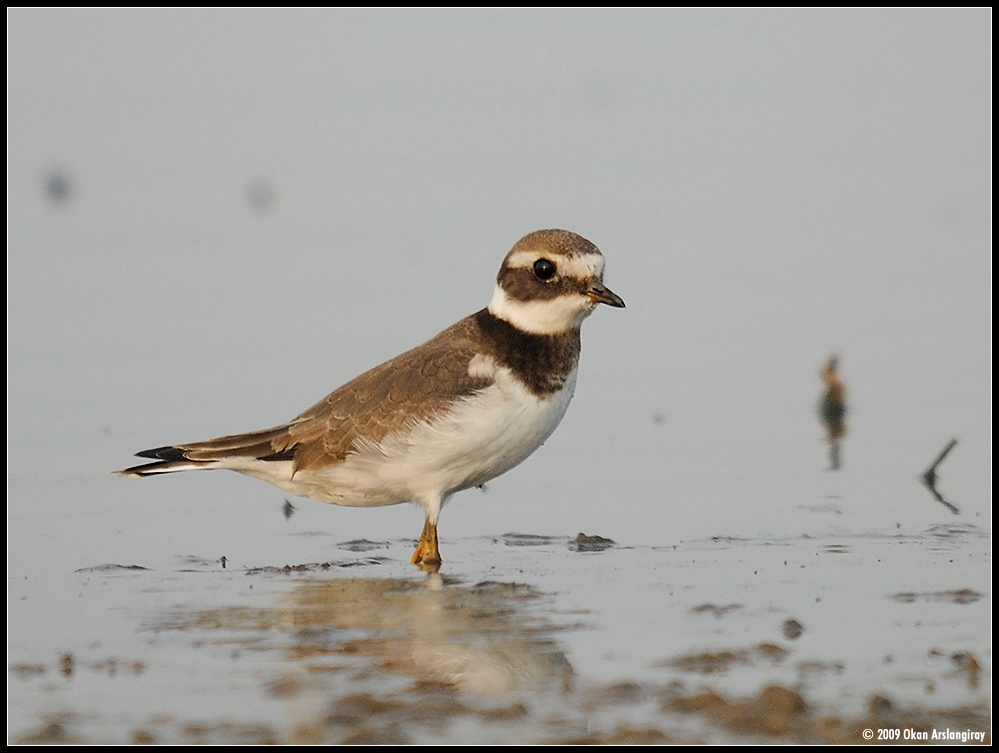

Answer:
[533,258,556,280]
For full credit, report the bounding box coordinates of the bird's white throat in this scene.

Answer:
[487,285,597,335]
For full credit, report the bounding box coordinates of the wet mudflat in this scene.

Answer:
[9,524,989,744]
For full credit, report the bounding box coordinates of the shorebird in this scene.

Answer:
[119,229,625,568]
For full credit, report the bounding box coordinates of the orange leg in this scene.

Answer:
[411,518,441,569]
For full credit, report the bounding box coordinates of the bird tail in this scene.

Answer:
[116,446,210,476]
[116,425,299,477]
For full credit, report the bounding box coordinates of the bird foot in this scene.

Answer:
[412,519,441,570]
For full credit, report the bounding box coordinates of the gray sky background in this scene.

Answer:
[8,9,991,552]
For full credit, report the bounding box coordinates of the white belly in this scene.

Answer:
[286,363,578,507]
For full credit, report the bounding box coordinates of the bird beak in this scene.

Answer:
[588,281,626,308]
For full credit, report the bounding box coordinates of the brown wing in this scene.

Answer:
[124,314,494,476]
[285,317,493,473]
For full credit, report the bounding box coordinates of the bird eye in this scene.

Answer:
[533,258,556,280]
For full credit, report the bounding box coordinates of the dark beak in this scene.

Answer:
[588,281,626,308]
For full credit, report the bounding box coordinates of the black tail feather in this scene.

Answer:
[135,446,187,461]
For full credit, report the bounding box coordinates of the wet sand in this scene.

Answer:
[8,524,990,744]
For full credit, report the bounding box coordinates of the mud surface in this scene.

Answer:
[9,526,990,744]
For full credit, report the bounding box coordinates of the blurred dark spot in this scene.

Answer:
[782,618,804,640]
[664,684,807,738]
[888,588,982,605]
[690,603,742,619]
[499,533,560,547]
[13,714,82,744]
[867,694,893,715]
[9,663,47,679]
[818,355,846,470]
[584,681,647,707]
[246,180,275,212]
[337,539,389,552]
[266,674,305,699]
[569,532,615,552]
[44,169,73,206]
[282,499,296,520]
[821,543,849,554]
[652,412,666,425]
[665,649,749,674]
[949,651,982,689]
[754,643,789,662]
[131,730,157,744]
[74,564,150,573]
[924,523,985,542]
[469,580,537,596]
[245,559,389,574]
[477,702,529,721]
[662,643,788,675]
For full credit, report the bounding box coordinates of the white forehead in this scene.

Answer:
[505,250,605,279]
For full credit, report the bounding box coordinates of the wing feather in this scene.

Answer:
[120,314,495,478]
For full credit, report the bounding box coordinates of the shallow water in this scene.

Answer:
[8,520,990,744]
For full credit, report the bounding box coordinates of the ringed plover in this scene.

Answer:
[118,229,625,568]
